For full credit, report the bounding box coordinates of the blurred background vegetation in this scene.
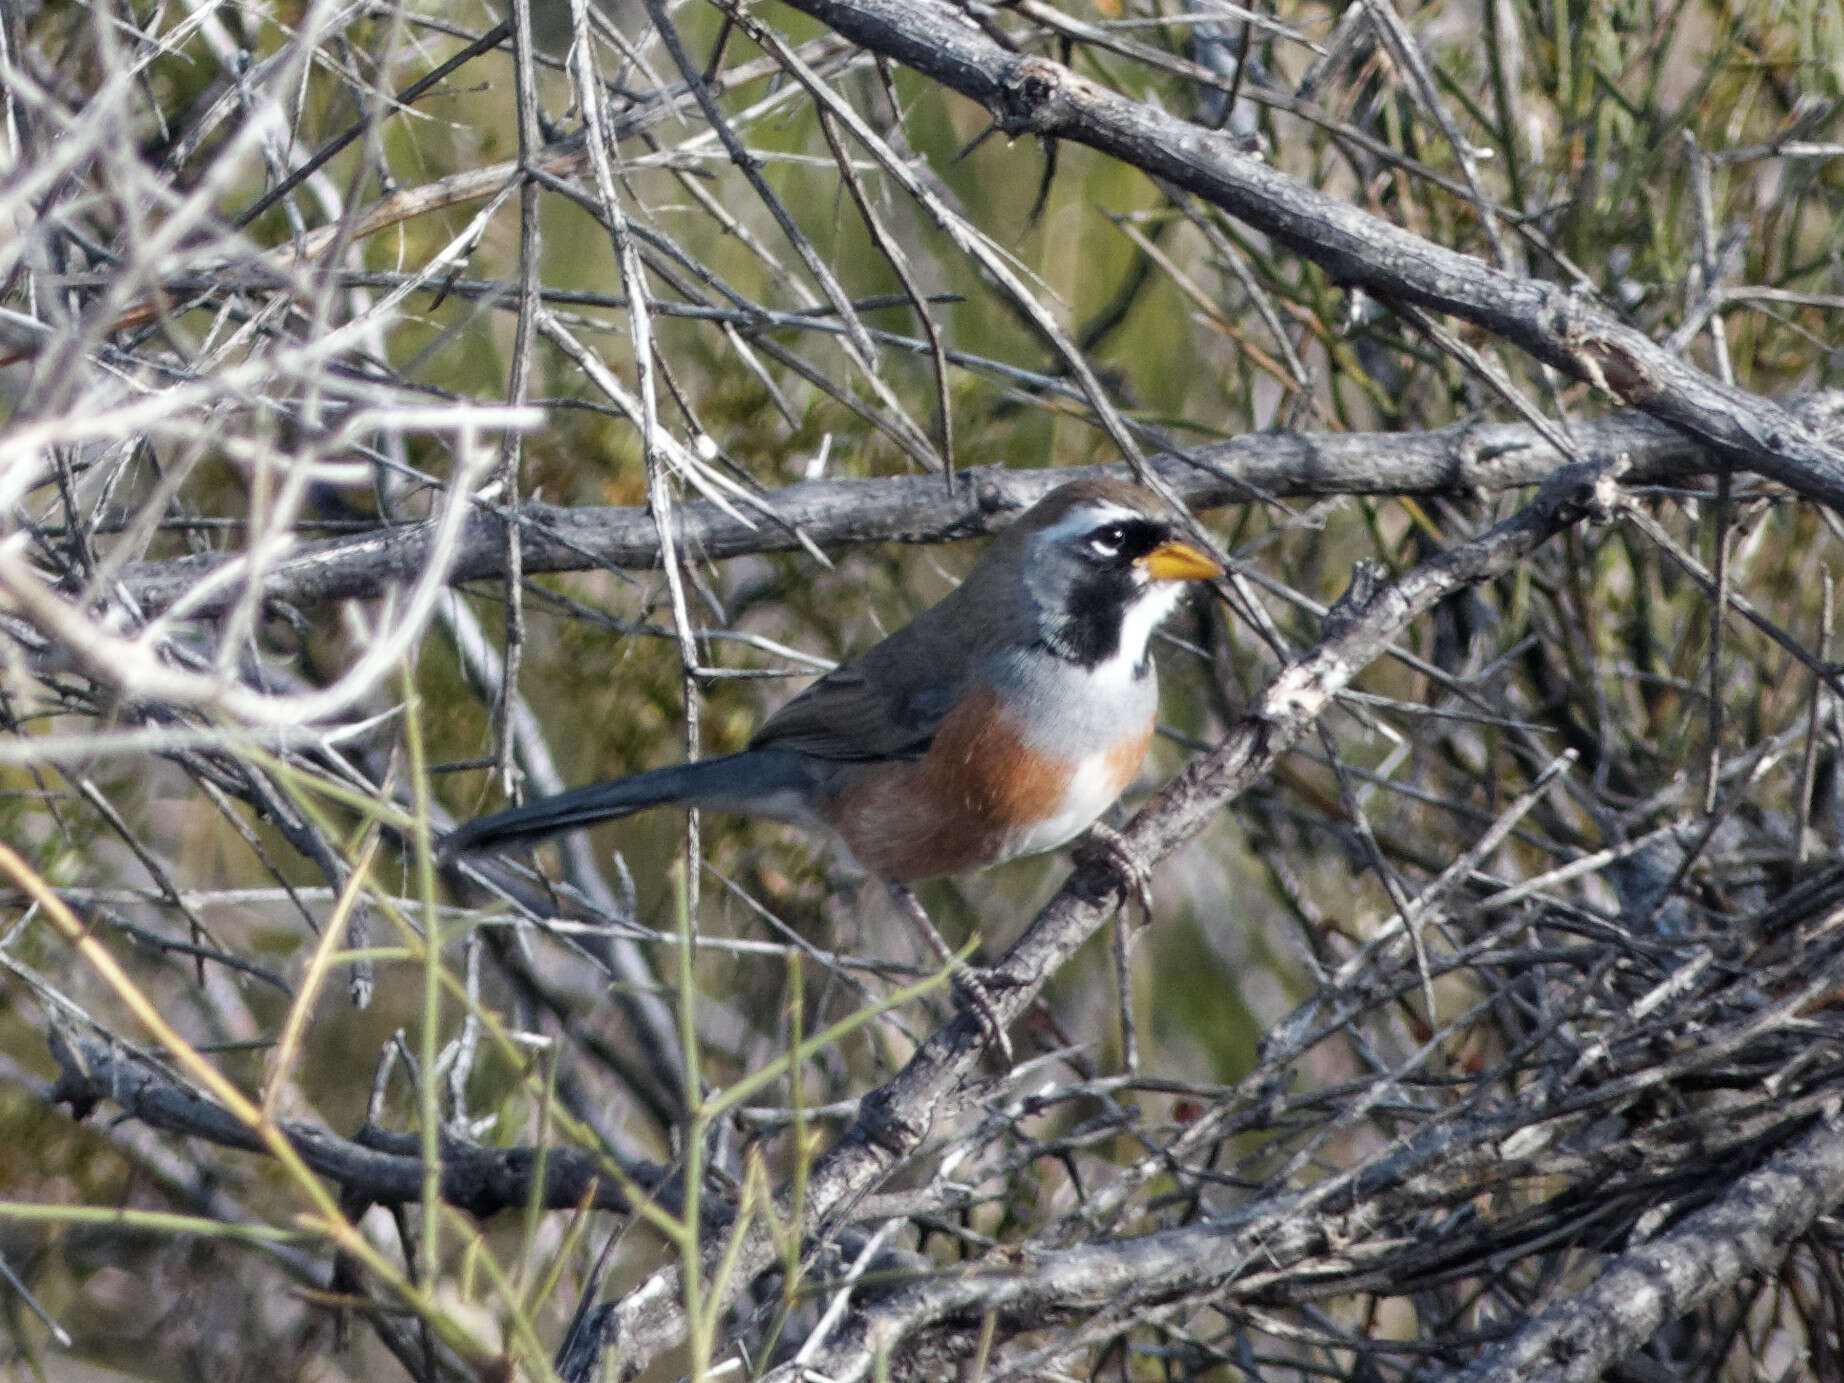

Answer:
[5,0,1844,1377]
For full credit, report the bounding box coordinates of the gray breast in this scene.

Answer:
[981,645,1158,753]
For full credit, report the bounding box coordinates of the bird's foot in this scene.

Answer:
[887,884,1016,1063]
[1074,822,1155,925]
[950,966,1018,1065]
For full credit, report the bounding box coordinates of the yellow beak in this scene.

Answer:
[1138,539,1224,583]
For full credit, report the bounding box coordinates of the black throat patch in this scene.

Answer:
[1044,568,1145,670]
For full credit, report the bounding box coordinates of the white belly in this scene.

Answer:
[1004,748,1136,859]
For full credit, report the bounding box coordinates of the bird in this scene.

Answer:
[442,476,1222,1047]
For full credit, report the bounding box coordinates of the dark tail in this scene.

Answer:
[438,750,820,860]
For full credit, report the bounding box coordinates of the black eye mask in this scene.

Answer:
[1085,518,1168,564]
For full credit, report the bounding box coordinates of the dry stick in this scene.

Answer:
[1355,0,1512,271]
[68,775,218,963]
[1345,748,1579,992]
[1615,502,1844,698]
[1797,572,1835,866]
[1386,298,1586,477]
[737,331,941,475]
[568,0,706,935]
[1164,190,1317,413]
[493,0,544,797]
[1311,719,1434,1021]
[233,20,511,232]
[637,0,877,377]
[771,0,1844,512]
[1705,466,1732,815]
[1441,1114,1844,1383]
[580,461,1620,1381]
[44,1029,659,1215]
[709,0,1149,487]
[436,581,687,1118]
[1686,132,1739,819]
[1684,131,1739,391]
[115,403,1808,619]
[811,100,957,476]
[1111,912,1140,1074]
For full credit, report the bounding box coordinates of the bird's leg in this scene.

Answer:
[885,883,1014,1064]
[1073,821,1155,925]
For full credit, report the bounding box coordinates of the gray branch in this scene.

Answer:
[1443,1113,1844,1383]
[772,0,1844,512]
[117,403,1838,619]
[46,1026,664,1218]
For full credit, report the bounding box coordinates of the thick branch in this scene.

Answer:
[764,1090,1844,1380]
[1444,1114,1844,1383]
[772,0,1844,512]
[46,1028,662,1217]
[116,405,1788,618]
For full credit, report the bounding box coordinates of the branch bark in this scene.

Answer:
[46,1027,663,1218]
[1442,1113,1844,1383]
[769,0,1844,512]
[117,402,1840,619]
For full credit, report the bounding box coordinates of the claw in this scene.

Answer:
[887,884,1015,1062]
[951,966,1016,1065]
[1074,822,1155,925]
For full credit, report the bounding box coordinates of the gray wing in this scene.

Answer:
[748,597,976,763]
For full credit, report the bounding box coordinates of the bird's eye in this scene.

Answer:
[1088,523,1127,556]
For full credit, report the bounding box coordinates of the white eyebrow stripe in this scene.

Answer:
[1033,503,1143,546]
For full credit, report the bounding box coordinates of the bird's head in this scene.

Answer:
[1001,478,1223,671]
